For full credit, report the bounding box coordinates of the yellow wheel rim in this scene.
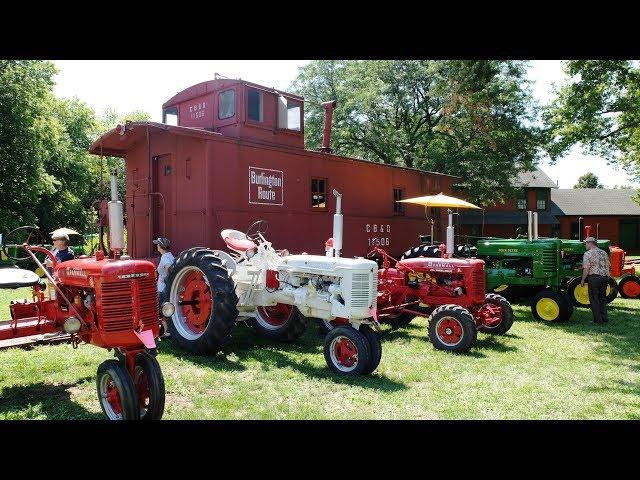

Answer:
[35,266,45,278]
[536,297,560,321]
[573,284,590,306]
[494,284,509,292]
[606,285,613,297]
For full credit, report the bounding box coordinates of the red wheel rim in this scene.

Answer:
[476,303,503,328]
[179,270,213,335]
[135,366,150,411]
[105,376,123,415]
[436,317,464,345]
[256,304,293,327]
[333,336,358,367]
[623,280,640,298]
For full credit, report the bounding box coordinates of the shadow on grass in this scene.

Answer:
[0,377,101,420]
[474,335,518,353]
[161,325,408,392]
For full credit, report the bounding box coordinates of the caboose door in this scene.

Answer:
[153,153,174,252]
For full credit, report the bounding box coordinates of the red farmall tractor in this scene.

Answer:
[367,245,513,352]
[0,170,165,420]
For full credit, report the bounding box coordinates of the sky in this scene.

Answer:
[52,60,637,189]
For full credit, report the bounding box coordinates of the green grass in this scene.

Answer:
[1,287,639,419]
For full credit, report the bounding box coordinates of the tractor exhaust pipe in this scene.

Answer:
[332,189,343,257]
[446,209,454,256]
[533,211,539,240]
[527,211,533,242]
[320,100,337,153]
[108,168,125,254]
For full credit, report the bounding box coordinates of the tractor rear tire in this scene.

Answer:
[248,304,307,342]
[566,276,618,307]
[428,305,477,353]
[477,293,514,335]
[531,289,572,322]
[323,326,371,376]
[96,360,140,420]
[133,351,165,420]
[400,244,442,260]
[359,324,382,375]
[165,249,239,355]
[619,275,640,299]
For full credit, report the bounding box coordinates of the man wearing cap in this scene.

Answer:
[580,237,611,324]
[153,237,174,306]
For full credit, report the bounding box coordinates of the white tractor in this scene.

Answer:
[164,191,382,376]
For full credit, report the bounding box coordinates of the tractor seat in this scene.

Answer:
[221,229,257,253]
[0,267,40,289]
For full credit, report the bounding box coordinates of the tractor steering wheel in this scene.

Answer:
[2,226,47,262]
[246,220,269,241]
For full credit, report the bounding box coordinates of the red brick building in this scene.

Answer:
[551,188,640,251]
[455,167,640,252]
[456,167,559,240]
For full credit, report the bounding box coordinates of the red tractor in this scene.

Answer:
[0,170,166,420]
[367,246,513,352]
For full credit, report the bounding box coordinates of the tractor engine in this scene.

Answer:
[236,254,378,322]
[392,256,486,309]
[53,253,160,349]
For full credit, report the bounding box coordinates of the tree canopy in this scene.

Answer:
[544,60,640,182]
[0,60,150,240]
[290,60,543,206]
[574,172,603,189]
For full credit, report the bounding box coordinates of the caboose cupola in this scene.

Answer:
[162,78,305,149]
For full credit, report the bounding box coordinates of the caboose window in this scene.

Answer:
[219,89,235,119]
[394,188,404,214]
[278,96,301,131]
[311,177,327,209]
[163,106,178,126]
[248,88,263,122]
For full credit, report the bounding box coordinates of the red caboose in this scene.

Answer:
[89,78,458,261]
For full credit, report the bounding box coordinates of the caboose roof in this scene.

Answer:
[89,121,460,179]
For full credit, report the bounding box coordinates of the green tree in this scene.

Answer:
[0,60,60,233]
[574,172,603,189]
[544,61,640,182]
[290,60,542,205]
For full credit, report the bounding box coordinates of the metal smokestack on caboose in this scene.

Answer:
[332,189,343,257]
[108,168,125,255]
[320,100,337,153]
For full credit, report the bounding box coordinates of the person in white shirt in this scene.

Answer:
[153,237,175,308]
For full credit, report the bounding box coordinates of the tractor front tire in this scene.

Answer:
[428,305,477,353]
[605,276,619,303]
[248,304,307,342]
[400,244,442,260]
[323,326,371,376]
[531,289,572,322]
[477,293,514,335]
[133,351,165,420]
[359,324,382,375]
[96,360,139,420]
[165,249,239,355]
[619,275,640,299]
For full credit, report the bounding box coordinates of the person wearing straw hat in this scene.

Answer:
[44,231,75,272]
[580,236,611,324]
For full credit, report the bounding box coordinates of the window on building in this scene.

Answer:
[278,96,301,131]
[536,189,547,210]
[163,106,178,126]
[311,178,327,208]
[394,188,404,214]
[247,88,263,122]
[218,89,235,119]
[516,189,527,210]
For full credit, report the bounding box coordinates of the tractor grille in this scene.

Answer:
[350,272,374,308]
[471,268,486,302]
[542,248,558,274]
[100,278,158,332]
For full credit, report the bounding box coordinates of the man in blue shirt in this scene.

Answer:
[45,232,75,273]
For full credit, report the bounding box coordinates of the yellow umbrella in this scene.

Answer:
[398,193,481,209]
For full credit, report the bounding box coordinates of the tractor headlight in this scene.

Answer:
[161,302,175,318]
[63,316,81,333]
